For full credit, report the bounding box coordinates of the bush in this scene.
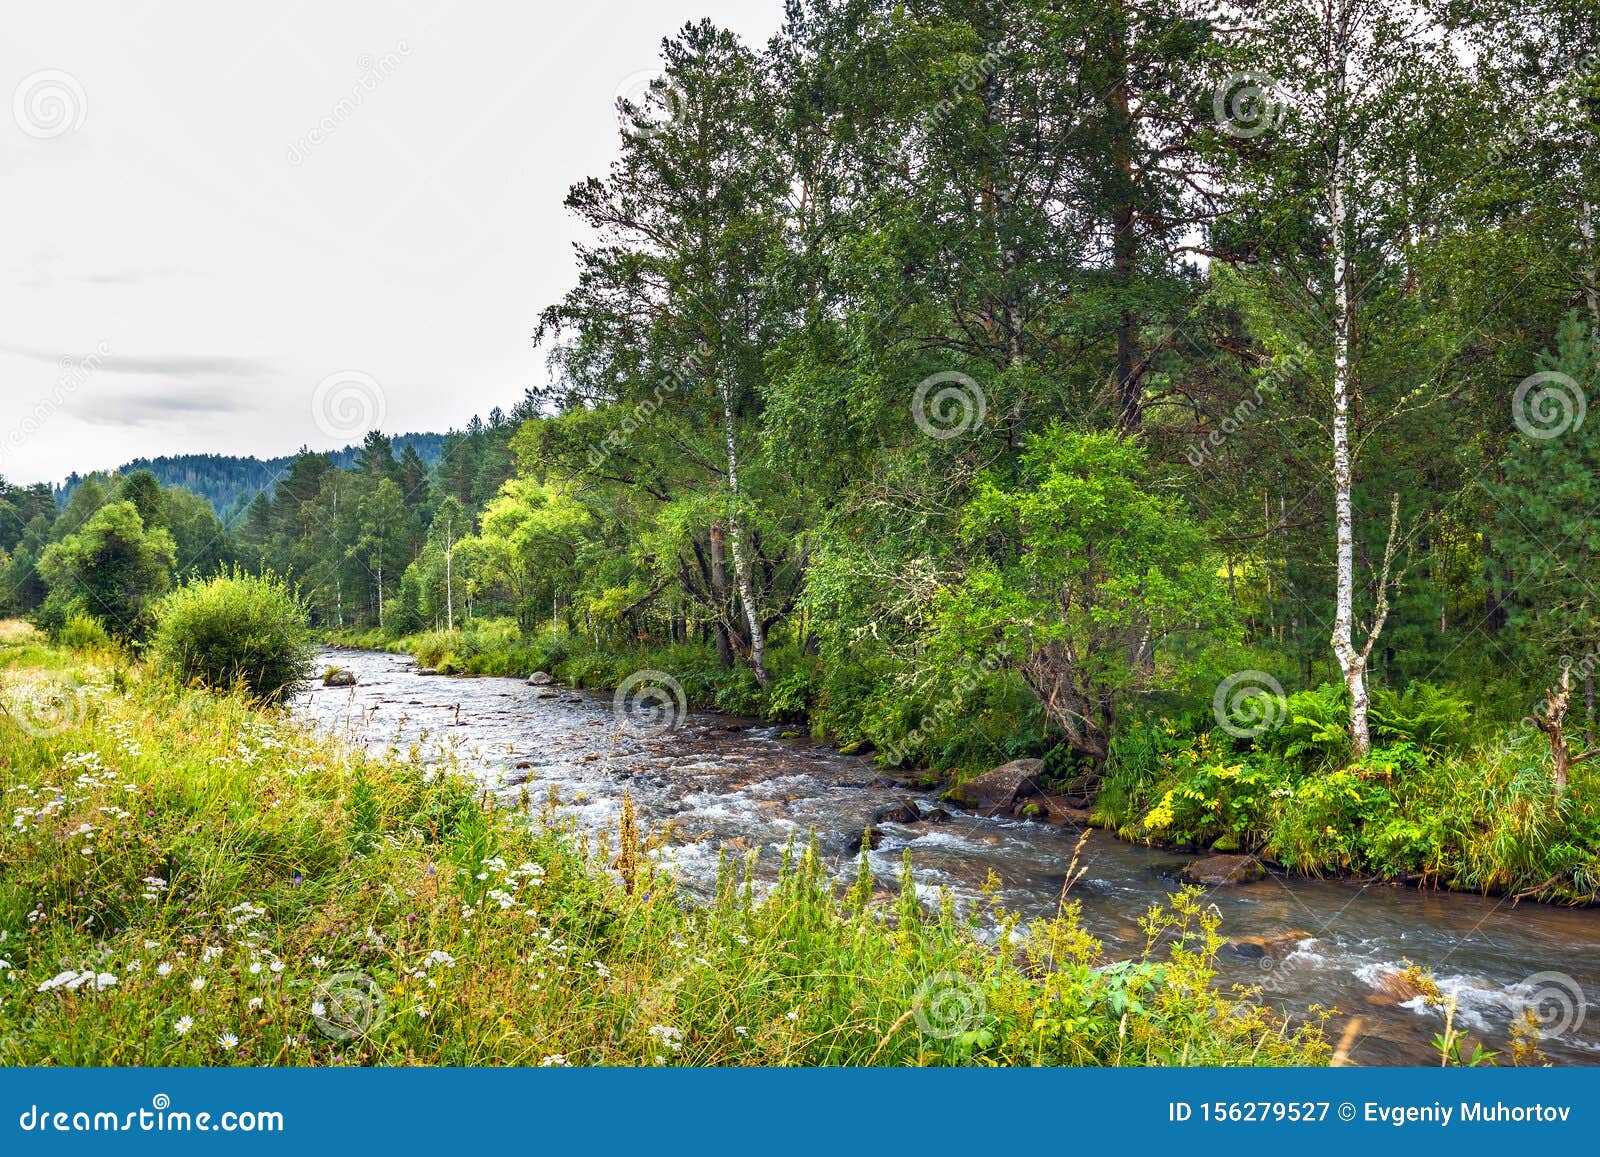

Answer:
[151,569,314,704]
[55,612,112,650]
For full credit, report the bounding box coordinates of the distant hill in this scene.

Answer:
[55,434,447,520]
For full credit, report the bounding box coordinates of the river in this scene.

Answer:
[297,648,1600,1065]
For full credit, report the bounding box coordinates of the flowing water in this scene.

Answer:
[297,648,1600,1065]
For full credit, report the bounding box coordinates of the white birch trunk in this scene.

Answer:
[1325,7,1372,755]
[719,377,770,687]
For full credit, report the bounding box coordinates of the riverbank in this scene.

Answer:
[0,626,1327,1066]
[326,625,1600,906]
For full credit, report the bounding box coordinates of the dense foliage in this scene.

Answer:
[5,0,1600,896]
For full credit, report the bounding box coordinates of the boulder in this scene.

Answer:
[838,739,876,756]
[921,807,953,824]
[416,668,439,676]
[322,668,357,687]
[1039,795,1093,826]
[1226,930,1311,960]
[1364,967,1430,1007]
[526,671,557,686]
[1177,854,1265,887]
[871,798,923,826]
[943,758,1045,813]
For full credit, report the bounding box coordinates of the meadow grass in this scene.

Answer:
[0,623,1327,1067]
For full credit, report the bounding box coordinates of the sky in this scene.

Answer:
[0,0,786,486]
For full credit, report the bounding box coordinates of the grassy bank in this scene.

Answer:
[328,623,1600,906]
[0,624,1326,1066]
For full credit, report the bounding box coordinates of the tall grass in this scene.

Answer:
[0,623,1325,1066]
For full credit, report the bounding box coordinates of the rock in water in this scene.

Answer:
[1178,854,1265,886]
[943,758,1045,813]
[871,798,923,826]
[526,671,557,686]
[322,668,357,687]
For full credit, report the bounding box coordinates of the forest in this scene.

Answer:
[5,0,1600,904]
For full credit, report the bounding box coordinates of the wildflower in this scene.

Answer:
[269,960,285,973]
[248,962,262,975]
[190,977,206,992]
[310,956,329,969]
[143,939,160,950]
[785,1010,799,1022]
[216,1033,239,1049]
[539,1054,568,1067]
[174,1016,194,1036]
[202,946,222,963]
[156,962,172,976]
[734,1026,748,1037]
[591,962,611,979]
[311,1001,327,1018]
[247,998,263,1011]
[647,1024,684,1052]
[422,950,456,970]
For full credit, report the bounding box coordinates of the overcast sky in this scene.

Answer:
[0,1,785,486]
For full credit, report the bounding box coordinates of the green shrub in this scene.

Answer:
[151,569,314,704]
[55,612,112,650]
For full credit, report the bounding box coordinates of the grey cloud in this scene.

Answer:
[0,341,271,380]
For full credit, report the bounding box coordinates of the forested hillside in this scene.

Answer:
[6,0,1600,899]
[52,433,448,519]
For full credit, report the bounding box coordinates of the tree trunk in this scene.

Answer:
[1106,4,1142,432]
[444,516,455,632]
[708,524,736,668]
[1324,13,1371,756]
[717,378,769,686]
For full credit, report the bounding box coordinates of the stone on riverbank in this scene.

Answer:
[1178,854,1265,886]
[943,758,1045,813]
[527,671,557,686]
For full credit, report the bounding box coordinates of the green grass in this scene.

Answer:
[0,622,1326,1067]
